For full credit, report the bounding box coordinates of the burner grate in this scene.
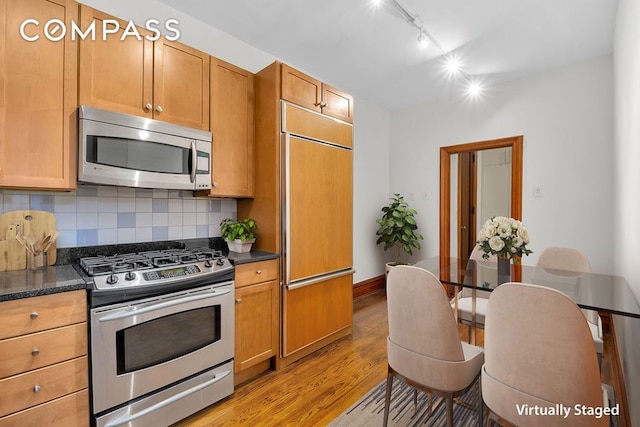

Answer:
[79,248,224,277]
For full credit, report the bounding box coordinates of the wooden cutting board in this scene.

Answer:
[0,210,57,271]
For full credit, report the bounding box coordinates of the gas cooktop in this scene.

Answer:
[78,248,234,295]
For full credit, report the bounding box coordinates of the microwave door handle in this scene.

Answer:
[189,141,197,183]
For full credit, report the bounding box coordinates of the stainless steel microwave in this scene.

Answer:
[78,106,212,190]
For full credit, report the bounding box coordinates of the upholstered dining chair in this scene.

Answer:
[452,244,495,342]
[536,246,603,369]
[482,282,608,427]
[384,265,484,427]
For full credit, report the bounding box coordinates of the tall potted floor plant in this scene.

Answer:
[376,193,424,277]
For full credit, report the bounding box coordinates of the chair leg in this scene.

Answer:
[383,370,393,427]
[427,392,433,417]
[476,376,483,426]
[413,388,418,411]
[446,396,454,427]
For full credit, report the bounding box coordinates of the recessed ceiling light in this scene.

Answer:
[371,0,383,7]
[467,81,482,97]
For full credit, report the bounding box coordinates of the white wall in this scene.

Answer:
[613,0,640,425]
[352,97,391,282]
[78,0,392,284]
[389,56,615,273]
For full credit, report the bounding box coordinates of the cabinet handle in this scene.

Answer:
[31,348,40,356]
[30,312,38,319]
[320,101,328,108]
[256,270,262,274]
[235,298,242,304]
[156,105,163,113]
[313,101,322,107]
[145,103,153,110]
[33,385,41,393]
[213,181,219,188]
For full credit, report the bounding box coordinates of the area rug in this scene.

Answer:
[329,378,619,427]
[329,376,484,426]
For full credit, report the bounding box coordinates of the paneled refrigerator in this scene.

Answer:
[280,102,354,358]
[238,73,354,367]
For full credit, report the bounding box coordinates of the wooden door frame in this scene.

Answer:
[439,136,523,260]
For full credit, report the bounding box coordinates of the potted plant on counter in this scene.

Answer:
[220,217,257,253]
[376,193,424,277]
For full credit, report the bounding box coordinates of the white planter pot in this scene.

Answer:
[226,238,255,253]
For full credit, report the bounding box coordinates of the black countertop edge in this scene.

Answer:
[227,250,280,265]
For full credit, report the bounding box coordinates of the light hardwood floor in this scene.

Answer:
[173,290,623,427]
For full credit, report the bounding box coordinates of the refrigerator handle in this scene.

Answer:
[281,132,291,285]
[285,268,355,291]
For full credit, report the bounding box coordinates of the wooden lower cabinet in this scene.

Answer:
[0,291,88,426]
[234,259,279,383]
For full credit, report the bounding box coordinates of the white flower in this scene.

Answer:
[497,222,512,237]
[512,236,524,248]
[489,235,505,252]
[483,224,496,238]
[517,226,530,244]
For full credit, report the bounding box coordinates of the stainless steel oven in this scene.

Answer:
[80,249,235,427]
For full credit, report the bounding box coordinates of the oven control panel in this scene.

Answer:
[91,258,233,291]
[143,265,201,281]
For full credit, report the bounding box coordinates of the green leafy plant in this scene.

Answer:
[376,193,423,261]
[220,217,257,241]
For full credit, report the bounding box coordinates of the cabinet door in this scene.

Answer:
[321,83,354,124]
[281,63,322,113]
[235,280,278,372]
[78,6,153,118]
[209,58,255,197]
[0,0,77,190]
[153,39,209,130]
[283,274,352,356]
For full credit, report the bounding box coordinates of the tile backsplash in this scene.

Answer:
[0,185,237,248]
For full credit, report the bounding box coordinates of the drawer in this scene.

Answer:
[0,291,87,340]
[235,259,279,287]
[0,388,89,427]
[0,357,88,418]
[0,323,87,378]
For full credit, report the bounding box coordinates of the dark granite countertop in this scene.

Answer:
[227,250,279,265]
[0,265,87,302]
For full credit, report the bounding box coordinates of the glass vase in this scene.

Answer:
[497,257,511,285]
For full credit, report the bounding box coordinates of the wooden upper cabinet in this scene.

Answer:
[78,6,209,130]
[321,84,354,124]
[78,7,153,119]
[153,39,209,130]
[0,0,78,190]
[281,64,322,113]
[206,58,254,197]
[281,63,353,123]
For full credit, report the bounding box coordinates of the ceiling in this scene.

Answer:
[157,0,618,111]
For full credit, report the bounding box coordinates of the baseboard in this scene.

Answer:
[353,275,385,298]
[610,319,631,427]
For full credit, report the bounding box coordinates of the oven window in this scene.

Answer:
[86,136,190,175]
[116,306,221,374]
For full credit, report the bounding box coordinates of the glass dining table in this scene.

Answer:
[413,256,640,344]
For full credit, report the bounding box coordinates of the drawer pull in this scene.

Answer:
[256,270,262,274]
[33,385,41,393]
[236,298,242,304]
[31,348,40,356]
[30,312,38,319]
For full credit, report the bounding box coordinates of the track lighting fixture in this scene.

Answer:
[372,0,483,97]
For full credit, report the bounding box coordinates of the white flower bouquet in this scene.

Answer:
[477,216,532,261]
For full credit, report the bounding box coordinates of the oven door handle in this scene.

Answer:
[97,289,231,323]
[103,369,231,427]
